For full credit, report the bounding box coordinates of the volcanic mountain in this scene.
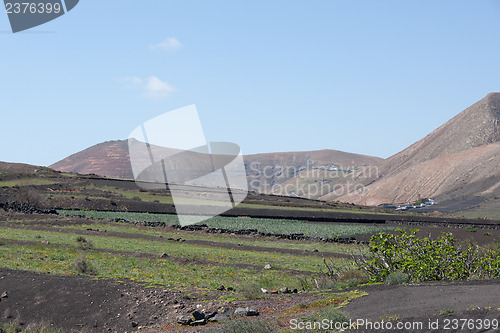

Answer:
[329,93,500,214]
[50,140,134,179]
[50,140,382,198]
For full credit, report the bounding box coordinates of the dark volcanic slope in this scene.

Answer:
[332,93,500,206]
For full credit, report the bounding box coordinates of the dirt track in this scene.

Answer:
[344,279,500,333]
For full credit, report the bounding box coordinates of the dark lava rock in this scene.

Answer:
[208,308,232,322]
[192,310,205,321]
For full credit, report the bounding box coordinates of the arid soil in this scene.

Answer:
[0,267,325,332]
[1,267,499,332]
[343,280,500,333]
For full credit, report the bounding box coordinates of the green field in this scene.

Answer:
[57,209,398,239]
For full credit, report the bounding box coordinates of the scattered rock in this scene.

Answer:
[280,287,291,294]
[227,287,234,291]
[1,291,8,298]
[176,315,192,326]
[131,321,138,328]
[261,288,268,294]
[269,288,278,294]
[190,319,206,326]
[208,308,232,322]
[41,240,50,245]
[264,264,272,270]
[206,311,218,320]
[192,310,205,321]
[159,253,169,258]
[234,307,259,317]
[216,285,225,291]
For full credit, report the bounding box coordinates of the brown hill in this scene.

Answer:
[244,150,382,198]
[330,93,500,208]
[49,141,382,198]
[50,140,134,179]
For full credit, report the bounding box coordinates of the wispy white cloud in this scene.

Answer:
[150,37,183,51]
[119,76,176,99]
[143,76,176,99]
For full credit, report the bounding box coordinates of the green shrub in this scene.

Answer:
[385,271,409,285]
[465,226,477,233]
[354,229,500,283]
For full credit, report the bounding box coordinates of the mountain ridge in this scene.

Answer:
[49,141,383,198]
[332,93,500,210]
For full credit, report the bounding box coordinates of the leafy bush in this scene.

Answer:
[354,229,500,283]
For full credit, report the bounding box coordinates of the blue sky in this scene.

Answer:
[1,0,500,166]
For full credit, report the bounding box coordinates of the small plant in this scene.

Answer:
[465,226,477,233]
[484,232,491,236]
[239,282,261,300]
[208,318,278,333]
[75,236,93,250]
[75,236,86,242]
[385,271,410,285]
[323,260,368,289]
[73,258,96,275]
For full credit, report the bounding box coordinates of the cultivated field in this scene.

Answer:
[0,165,500,332]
